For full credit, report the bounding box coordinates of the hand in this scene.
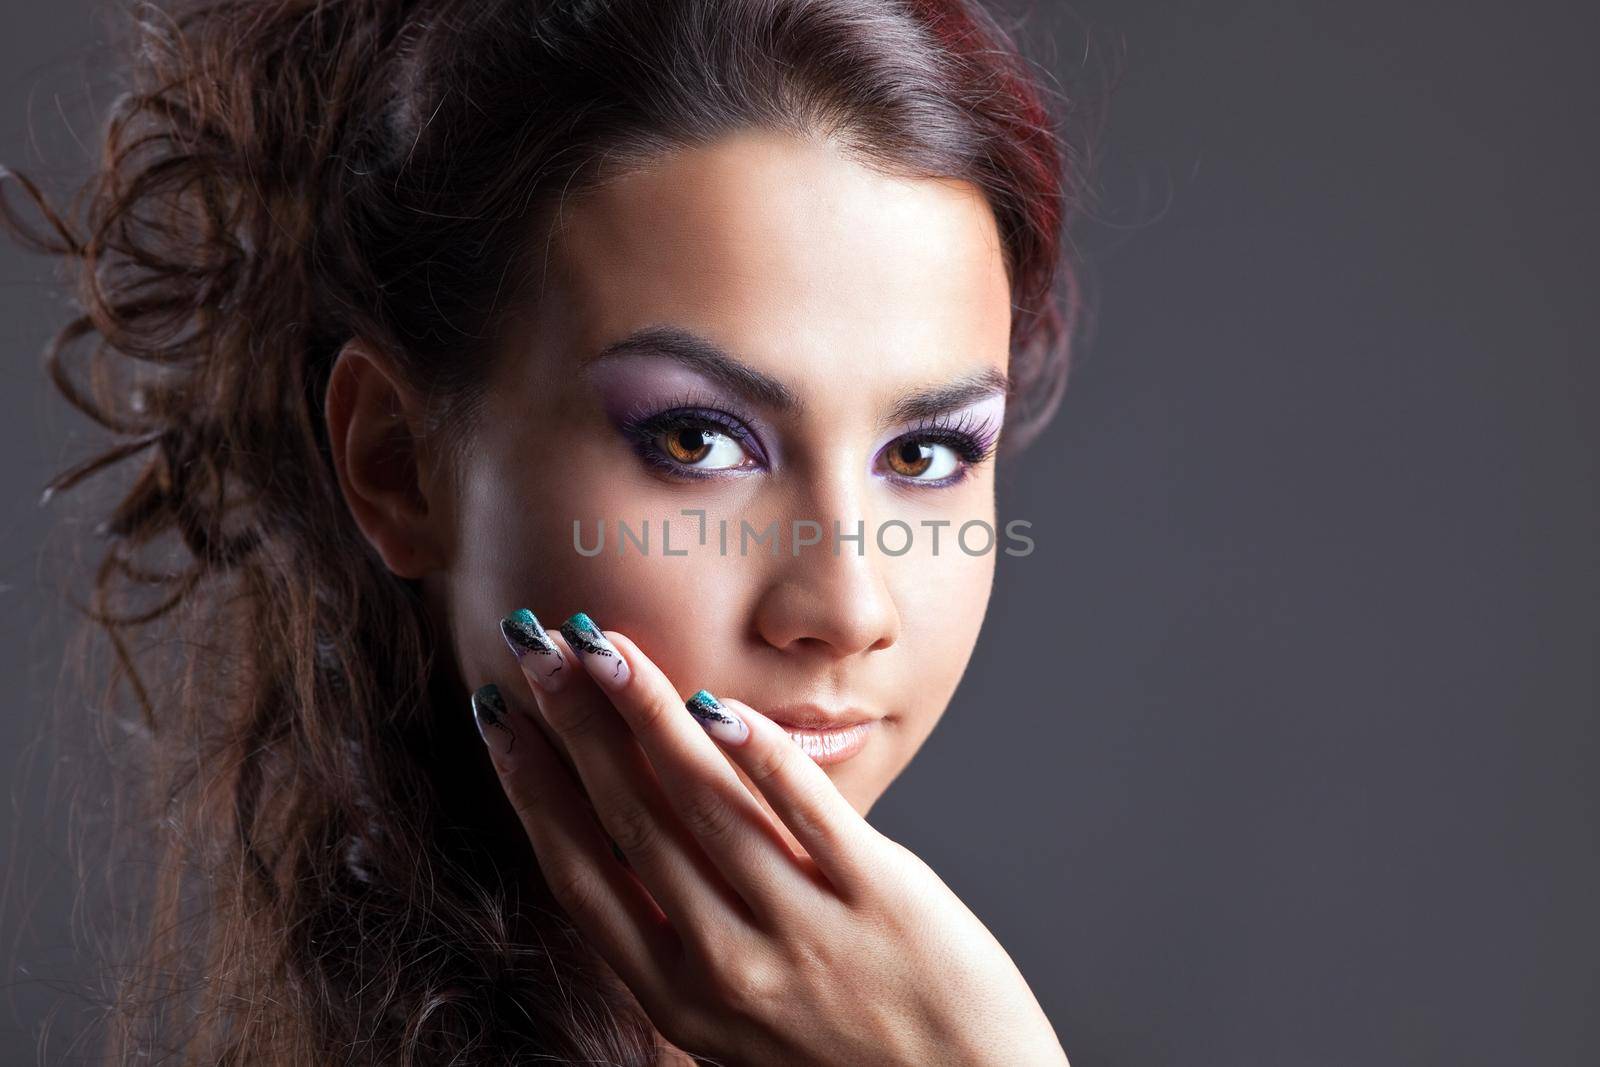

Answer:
[471,608,1071,1067]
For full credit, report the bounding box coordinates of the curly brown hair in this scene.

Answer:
[2,0,1103,1061]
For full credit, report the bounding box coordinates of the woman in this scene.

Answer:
[4,0,1095,1062]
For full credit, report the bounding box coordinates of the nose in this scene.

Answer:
[750,486,902,661]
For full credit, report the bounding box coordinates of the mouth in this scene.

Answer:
[761,704,881,766]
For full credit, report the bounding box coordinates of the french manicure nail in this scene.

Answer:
[685,689,749,744]
[559,612,631,690]
[500,608,568,691]
[471,683,519,765]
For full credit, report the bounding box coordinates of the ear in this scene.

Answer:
[324,338,450,579]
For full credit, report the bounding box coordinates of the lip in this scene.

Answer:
[762,705,881,766]
[778,721,877,765]
[763,704,878,730]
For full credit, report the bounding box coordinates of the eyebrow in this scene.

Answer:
[586,324,1010,427]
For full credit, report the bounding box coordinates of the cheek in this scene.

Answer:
[885,545,995,745]
[445,433,622,677]
[448,439,746,683]
[833,550,994,812]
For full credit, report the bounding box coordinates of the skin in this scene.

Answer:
[326,127,1064,1065]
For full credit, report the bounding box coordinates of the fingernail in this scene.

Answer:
[559,612,631,691]
[500,608,568,691]
[471,683,519,766]
[686,689,749,744]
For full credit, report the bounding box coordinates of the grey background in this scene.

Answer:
[2,1,1595,1064]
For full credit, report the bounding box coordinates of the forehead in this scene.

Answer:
[544,127,1012,401]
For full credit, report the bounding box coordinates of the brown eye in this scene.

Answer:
[885,440,934,477]
[878,435,965,482]
[662,426,712,464]
[648,420,751,471]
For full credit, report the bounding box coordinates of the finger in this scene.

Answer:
[572,627,832,920]
[702,695,886,901]
[500,607,584,780]
[503,610,759,936]
[469,681,679,1002]
[500,606,571,692]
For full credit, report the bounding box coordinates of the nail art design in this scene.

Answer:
[500,608,566,688]
[471,683,517,756]
[559,612,629,685]
[685,689,749,744]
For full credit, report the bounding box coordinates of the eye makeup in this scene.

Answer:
[876,405,1002,488]
[617,394,1002,488]
[614,387,770,479]
[586,349,1004,488]
[870,390,1006,489]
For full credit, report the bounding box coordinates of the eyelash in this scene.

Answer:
[617,391,767,481]
[891,409,1001,487]
[616,389,1000,487]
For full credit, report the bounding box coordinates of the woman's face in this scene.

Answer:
[441,127,1012,839]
